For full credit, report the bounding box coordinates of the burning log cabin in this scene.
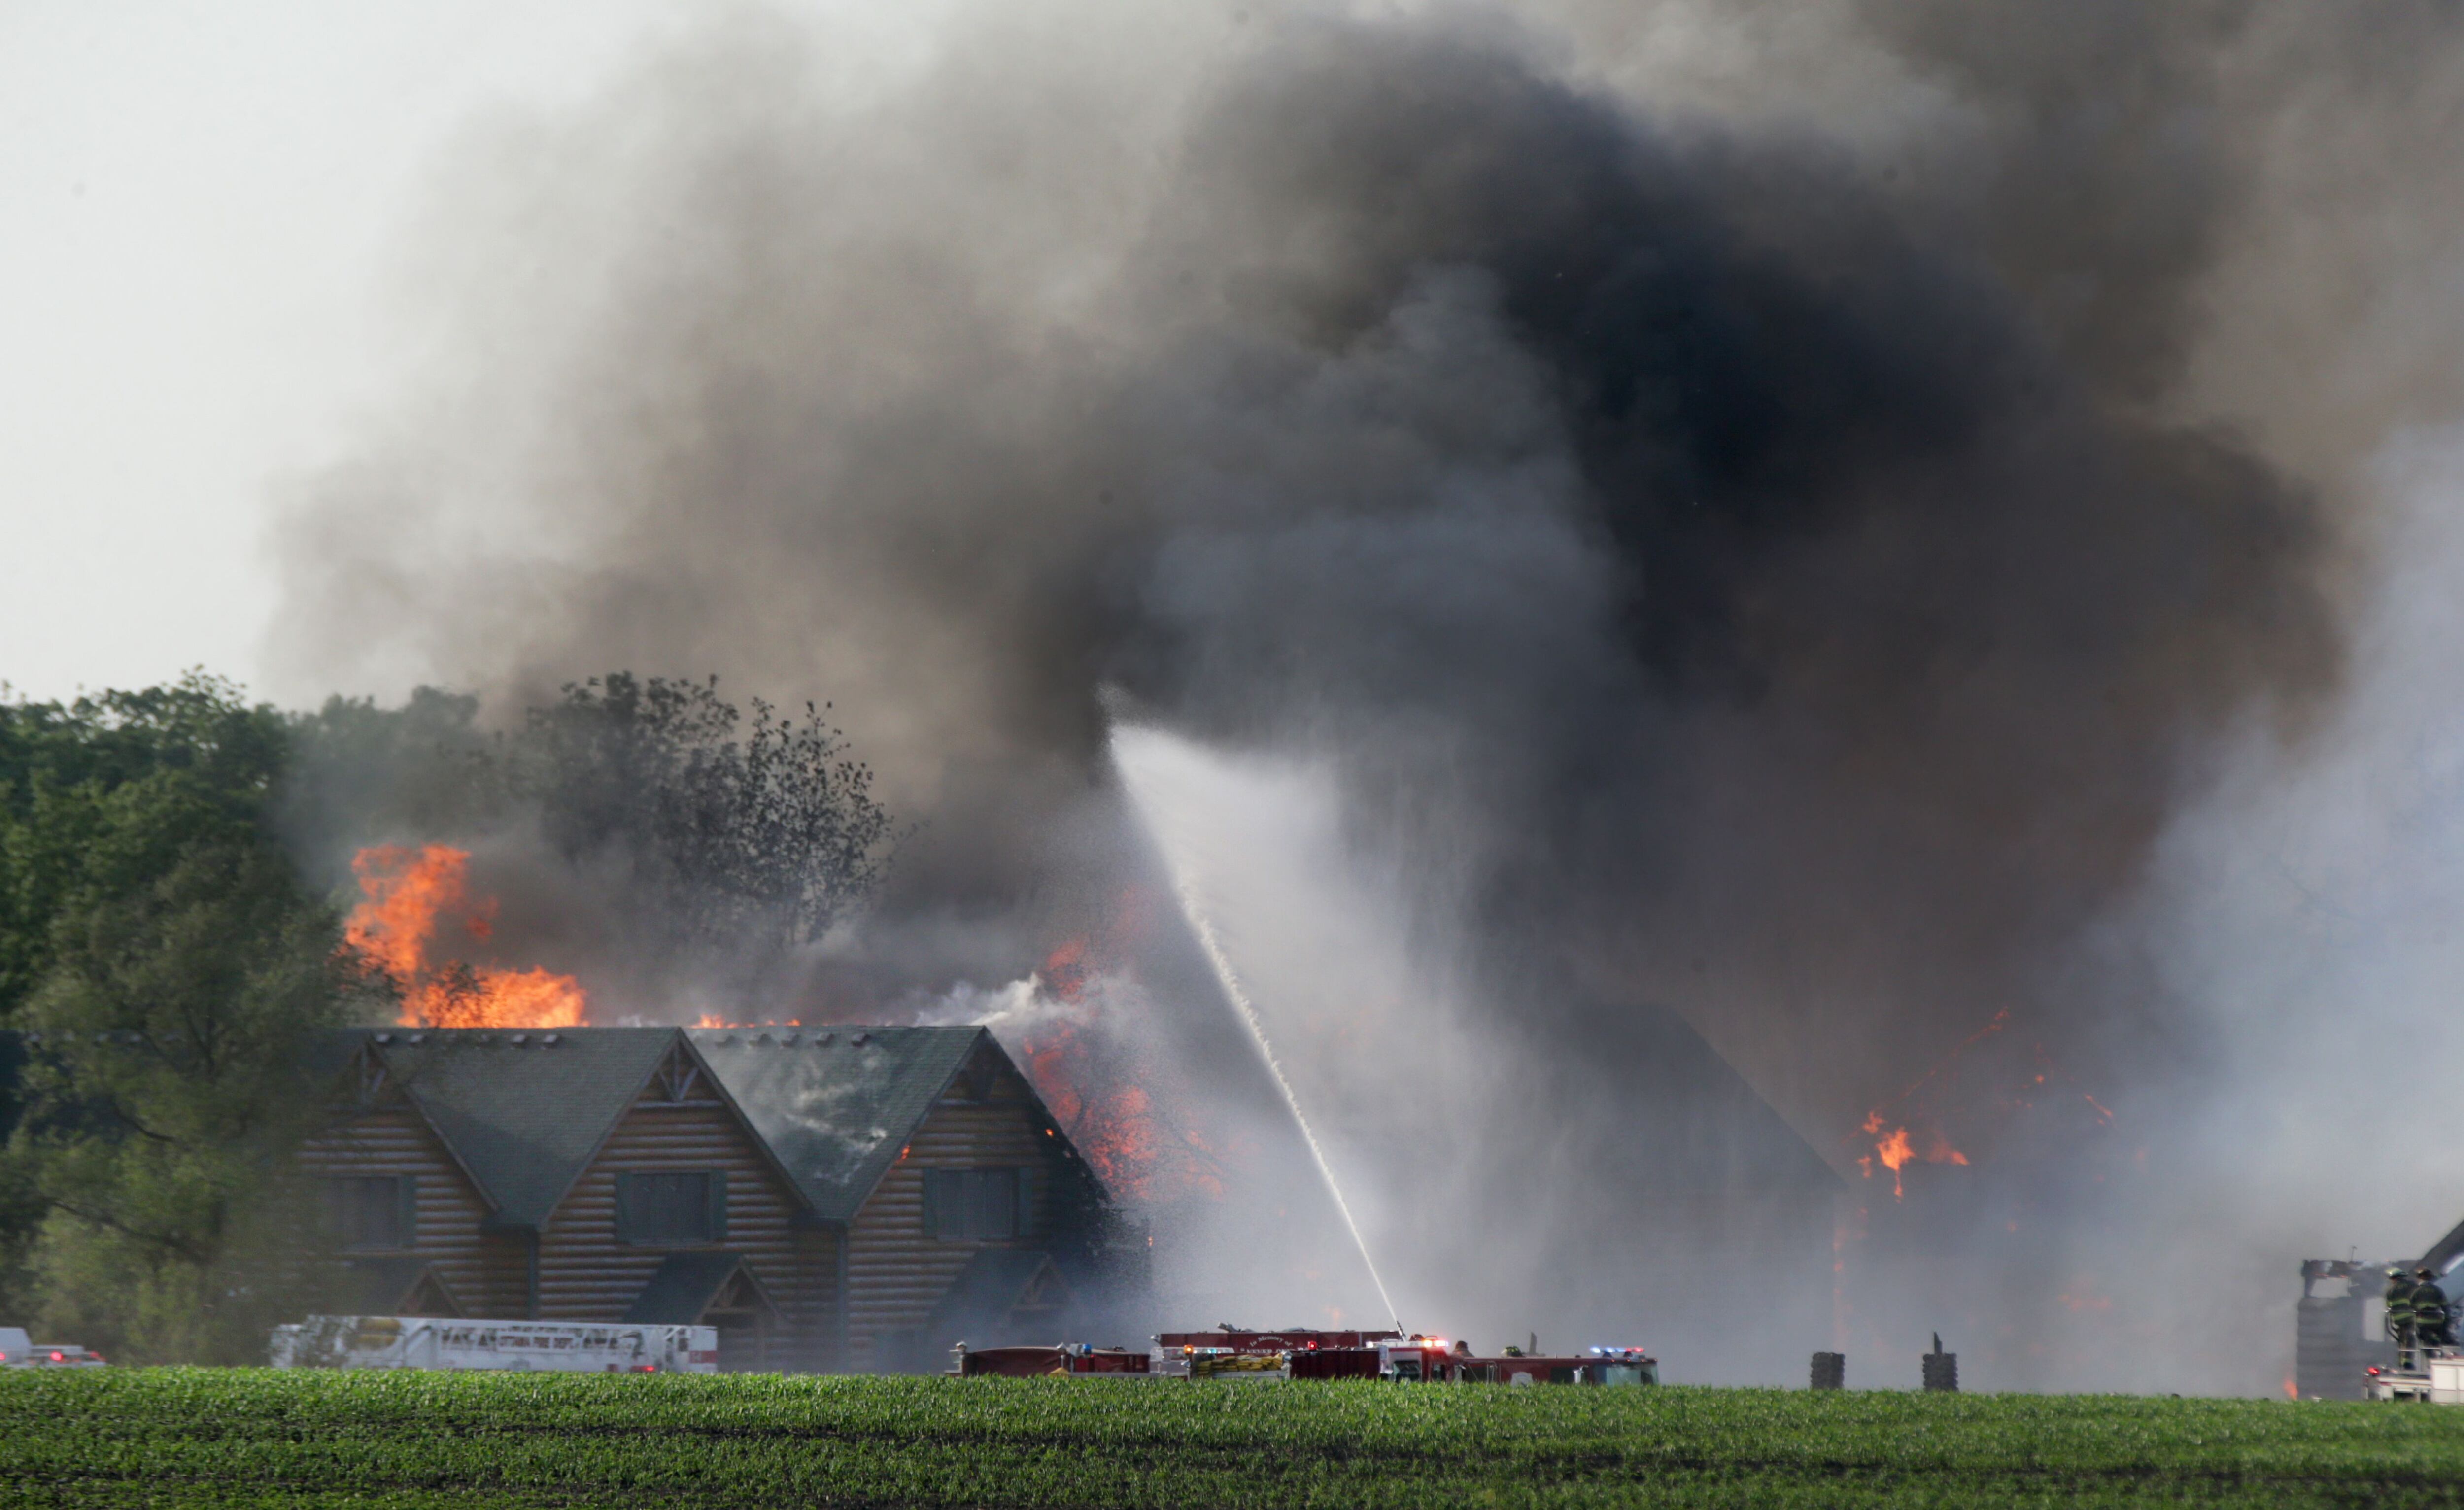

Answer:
[301,1026,1114,1372]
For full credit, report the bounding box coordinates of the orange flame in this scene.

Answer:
[345,845,586,1030]
[1924,1130,1970,1167]
[1016,925,1224,1203]
[2283,1374,2299,1401]
[1872,1125,1914,1199]
[1856,1110,1966,1200]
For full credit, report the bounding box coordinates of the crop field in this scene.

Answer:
[6,1371,2464,1509]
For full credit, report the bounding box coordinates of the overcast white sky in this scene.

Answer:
[0,1,715,704]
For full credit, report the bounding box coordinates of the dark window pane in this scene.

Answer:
[924,1169,1027,1242]
[979,1169,1016,1239]
[620,1172,714,1244]
[332,1177,404,1251]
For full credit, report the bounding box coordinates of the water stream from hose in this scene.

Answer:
[1118,738,1404,1332]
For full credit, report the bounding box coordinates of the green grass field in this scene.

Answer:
[5,1370,2463,1509]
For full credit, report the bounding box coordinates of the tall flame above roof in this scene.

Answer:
[346,844,588,1030]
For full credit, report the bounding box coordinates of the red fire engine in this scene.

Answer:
[1149,1327,1656,1385]
[950,1341,1151,1377]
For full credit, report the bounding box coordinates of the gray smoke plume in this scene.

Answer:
[270,1,2464,1388]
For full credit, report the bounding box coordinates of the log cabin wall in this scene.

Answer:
[536,1054,839,1369]
[843,1048,1069,1369]
[301,1028,1111,1373]
[296,1099,527,1318]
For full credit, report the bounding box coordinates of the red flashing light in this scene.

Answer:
[2368,1367,2383,1375]
[48,1352,63,1363]
[633,1364,658,1373]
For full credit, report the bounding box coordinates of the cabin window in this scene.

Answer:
[922,1168,1033,1241]
[330,1175,415,1251]
[615,1171,727,1245]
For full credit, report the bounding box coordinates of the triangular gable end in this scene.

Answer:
[709,1263,780,1321]
[840,1028,1007,1220]
[379,1028,681,1229]
[690,1028,985,1223]
[623,1250,784,1326]
[844,1029,1111,1223]
[403,1266,465,1318]
[335,1255,467,1319]
[340,1034,505,1218]
[639,1033,824,1226]
[924,1248,1075,1336]
[942,1032,1113,1215]
[645,1038,709,1106]
[1012,1257,1070,1316]
[346,1040,392,1106]
[684,1027,1118,1225]
[506,1031,715,1229]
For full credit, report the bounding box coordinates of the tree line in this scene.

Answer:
[0,671,892,1363]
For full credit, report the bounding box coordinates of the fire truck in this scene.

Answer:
[1148,1328,1657,1385]
[1152,1327,1398,1380]
[0,1327,105,1368]
[951,1341,1152,1377]
[2299,1204,2464,1402]
[269,1316,718,1373]
[1374,1338,1659,1386]
[2366,1354,2464,1404]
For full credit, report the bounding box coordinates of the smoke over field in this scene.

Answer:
[272,2,2464,1390]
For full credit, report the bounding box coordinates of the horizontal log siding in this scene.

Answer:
[297,1106,527,1319]
[538,1080,837,1371]
[845,1061,1061,1368]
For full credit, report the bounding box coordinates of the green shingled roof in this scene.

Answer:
[360,1028,679,1229]
[342,1025,1022,1231]
[687,1027,987,1223]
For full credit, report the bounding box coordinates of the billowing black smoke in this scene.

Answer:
[273,2,2415,1386]
[1099,24,2334,1137]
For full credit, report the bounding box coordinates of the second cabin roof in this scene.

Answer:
[685,1026,990,1222]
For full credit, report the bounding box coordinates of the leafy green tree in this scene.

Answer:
[11,843,380,1361]
[0,674,292,1024]
[518,674,895,955]
[0,674,379,1359]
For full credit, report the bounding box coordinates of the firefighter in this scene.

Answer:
[2415,1267,2455,1352]
[2386,1266,2421,1369]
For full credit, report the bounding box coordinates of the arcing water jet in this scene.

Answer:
[1112,729,1404,1333]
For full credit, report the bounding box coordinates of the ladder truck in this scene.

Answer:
[2299,1208,2464,1402]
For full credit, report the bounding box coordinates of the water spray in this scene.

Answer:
[1154,852,1405,1334]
